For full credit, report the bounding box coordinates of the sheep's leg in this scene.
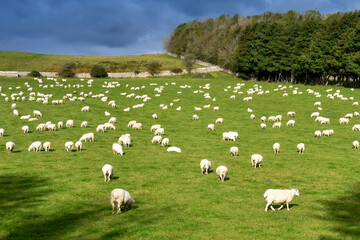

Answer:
[104,175,107,182]
[265,203,271,212]
[286,203,290,211]
[206,169,208,175]
[278,204,284,210]
[112,203,115,214]
[270,205,276,211]
[117,204,121,214]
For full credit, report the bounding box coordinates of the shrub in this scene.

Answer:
[171,68,183,74]
[28,70,41,77]
[146,61,162,76]
[58,62,76,78]
[134,70,140,75]
[91,65,108,78]
[182,54,196,73]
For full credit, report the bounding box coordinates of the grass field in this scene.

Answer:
[0,72,359,239]
[0,51,199,73]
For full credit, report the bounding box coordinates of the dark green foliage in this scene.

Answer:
[28,70,41,77]
[182,54,196,73]
[146,61,162,76]
[58,62,76,78]
[166,10,360,87]
[171,68,183,74]
[90,65,108,78]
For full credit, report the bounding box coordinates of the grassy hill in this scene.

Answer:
[0,72,359,239]
[0,51,196,73]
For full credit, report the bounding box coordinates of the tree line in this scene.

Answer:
[164,10,360,87]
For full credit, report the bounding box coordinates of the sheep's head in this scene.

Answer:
[295,189,300,197]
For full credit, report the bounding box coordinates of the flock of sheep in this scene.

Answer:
[1,76,359,213]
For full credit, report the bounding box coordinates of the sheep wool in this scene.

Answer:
[200,159,211,175]
[110,189,135,214]
[264,189,300,212]
[216,166,228,182]
[102,164,113,182]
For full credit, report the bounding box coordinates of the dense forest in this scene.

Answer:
[165,10,360,87]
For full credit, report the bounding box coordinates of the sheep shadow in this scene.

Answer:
[112,176,120,180]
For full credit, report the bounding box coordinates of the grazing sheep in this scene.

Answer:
[192,114,199,120]
[297,143,305,153]
[260,123,267,129]
[251,154,263,168]
[200,159,211,175]
[65,141,74,152]
[261,116,267,122]
[287,111,296,117]
[0,128,5,137]
[161,138,169,147]
[6,141,15,152]
[353,140,359,149]
[118,134,131,144]
[272,122,281,129]
[122,137,131,148]
[264,189,300,212]
[132,123,142,130]
[320,118,330,124]
[273,143,280,153]
[57,121,64,129]
[268,116,276,122]
[311,112,320,118]
[104,123,116,130]
[314,130,322,138]
[112,143,124,155]
[81,121,88,128]
[222,132,236,141]
[102,164,113,182]
[110,189,135,214]
[152,135,162,144]
[167,147,181,153]
[28,141,42,152]
[154,128,164,136]
[96,124,105,132]
[108,117,117,124]
[43,142,51,152]
[250,114,256,120]
[22,125,29,133]
[216,166,228,182]
[152,113,158,119]
[128,120,137,127]
[213,106,219,111]
[13,109,19,116]
[322,130,332,136]
[81,106,90,112]
[150,124,161,132]
[208,124,215,131]
[339,118,349,125]
[66,120,74,128]
[230,146,239,156]
[352,124,360,131]
[286,120,295,127]
[354,112,359,117]
[75,141,83,151]
[33,110,42,117]
[314,101,321,106]
[80,133,94,142]
[345,113,353,119]
[275,115,282,121]
[215,118,223,124]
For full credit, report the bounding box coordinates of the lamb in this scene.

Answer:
[0,128,4,137]
[22,125,29,133]
[167,147,181,153]
[286,120,295,126]
[273,143,280,153]
[152,113,158,119]
[43,142,51,152]
[110,189,135,214]
[208,124,215,131]
[192,114,199,120]
[297,143,305,153]
[152,135,162,144]
[216,166,228,182]
[132,123,142,130]
[65,141,74,152]
[251,154,263,168]
[272,122,281,129]
[6,141,15,152]
[200,159,211,175]
[314,130,322,138]
[81,106,90,112]
[264,189,300,212]
[80,133,94,142]
[102,164,114,182]
[353,140,359,149]
[260,123,267,129]
[81,121,88,128]
[215,118,223,124]
[75,141,83,151]
[228,145,239,156]
[28,141,42,152]
[112,143,124,155]
[33,110,42,117]
[66,119,74,128]
[161,138,169,147]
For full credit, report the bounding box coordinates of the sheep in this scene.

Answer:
[152,135,162,144]
[216,166,228,182]
[275,115,282,121]
[167,147,181,153]
[128,121,137,128]
[222,132,236,141]
[286,120,295,127]
[152,113,158,119]
[0,128,4,137]
[36,123,46,131]
[268,116,276,122]
[80,133,94,142]
[108,117,116,124]
[287,111,296,117]
[47,123,56,131]
[104,123,116,130]
[251,154,263,168]
[66,120,74,128]
[13,109,19,116]
[33,110,42,117]
[354,112,359,117]
[230,146,239,156]
[6,142,15,152]
[154,128,164,136]
[112,143,124,155]
[200,159,211,175]
[65,141,74,152]
[43,142,51,152]
[314,101,321,106]
[132,123,142,130]
[272,122,281,129]
[22,125,29,133]
[339,118,349,125]
[320,118,330,125]
[208,124,215,131]
[11,103,16,109]
[96,124,105,132]
[322,130,332,136]
[213,106,219,111]
[102,164,114,182]
[192,114,199,120]
[353,140,359,149]
[264,189,300,212]
[118,134,131,144]
[122,137,131,148]
[110,189,135,214]
[161,138,169,147]
[81,106,90,112]
[150,124,161,132]
[57,121,64,129]
[215,118,223,124]
[261,116,267,122]
[345,113,353,119]
[81,121,88,128]
[314,130,322,138]
[20,115,31,120]
[297,143,305,153]
[352,124,360,131]
[311,112,320,118]
[28,141,42,152]
[273,143,280,153]
[75,141,83,151]
[250,114,256,120]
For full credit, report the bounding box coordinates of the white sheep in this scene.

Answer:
[354,112,359,117]
[353,140,359,149]
[311,112,320,118]
[104,123,116,130]
[22,125,29,133]
[132,123,142,130]
[200,159,211,175]
[297,143,305,153]
[314,130,322,138]
[216,166,228,182]
[230,146,239,156]
[272,122,281,129]
[108,117,117,124]
[345,113,353,119]
[65,141,74,152]
[150,124,161,132]
[352,124,360,131]
[251,154,263,168]
[287,111,296,117]
[268,116,276,122]
[13,109,19,116]
[222,132,236,141]
[264,189,300,212]
[250,114,256,120]
[167,147,181,153]
[314,101,321,106]
[43,142,51,152]
[122,137,131,148]
[81,121,88,128]
[28,141,42,152]
[110,189,135,214]
[215,118,223,124]
[81,106,90,112]
[161,138,169,147]
[33,110,42,117]
[339,118,349,124]
[152,113,158,119]
[286,120,295,126]
[66,120,74,128]
[57,121,64,129]
[128,120,137,127]
[118,134,131,144]
[0,128,5,137]
[102,164,114,182]
[6,141,15,152]
[152,135,162,144]
[75,141,83,151]
[192,114,199,120]
[96,124,105,132]
[154,128,164,136]
[80,133,94,142]
[261,116,267,122]
[208,124,215,131]
[112,143,124,155]
[260,123,267,129]
[273,143,280,153]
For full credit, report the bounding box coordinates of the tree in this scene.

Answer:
[182,54,196,73]
[146,61,162,76]
[90,65,108,78]
[58,62,76,78]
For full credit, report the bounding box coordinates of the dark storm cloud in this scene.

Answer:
[0,0,359,55]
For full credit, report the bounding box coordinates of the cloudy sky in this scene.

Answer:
[0,0,359,56]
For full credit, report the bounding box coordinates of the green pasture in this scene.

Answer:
[0,72,359,239]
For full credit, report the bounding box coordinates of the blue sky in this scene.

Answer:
[0,0,359,56]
